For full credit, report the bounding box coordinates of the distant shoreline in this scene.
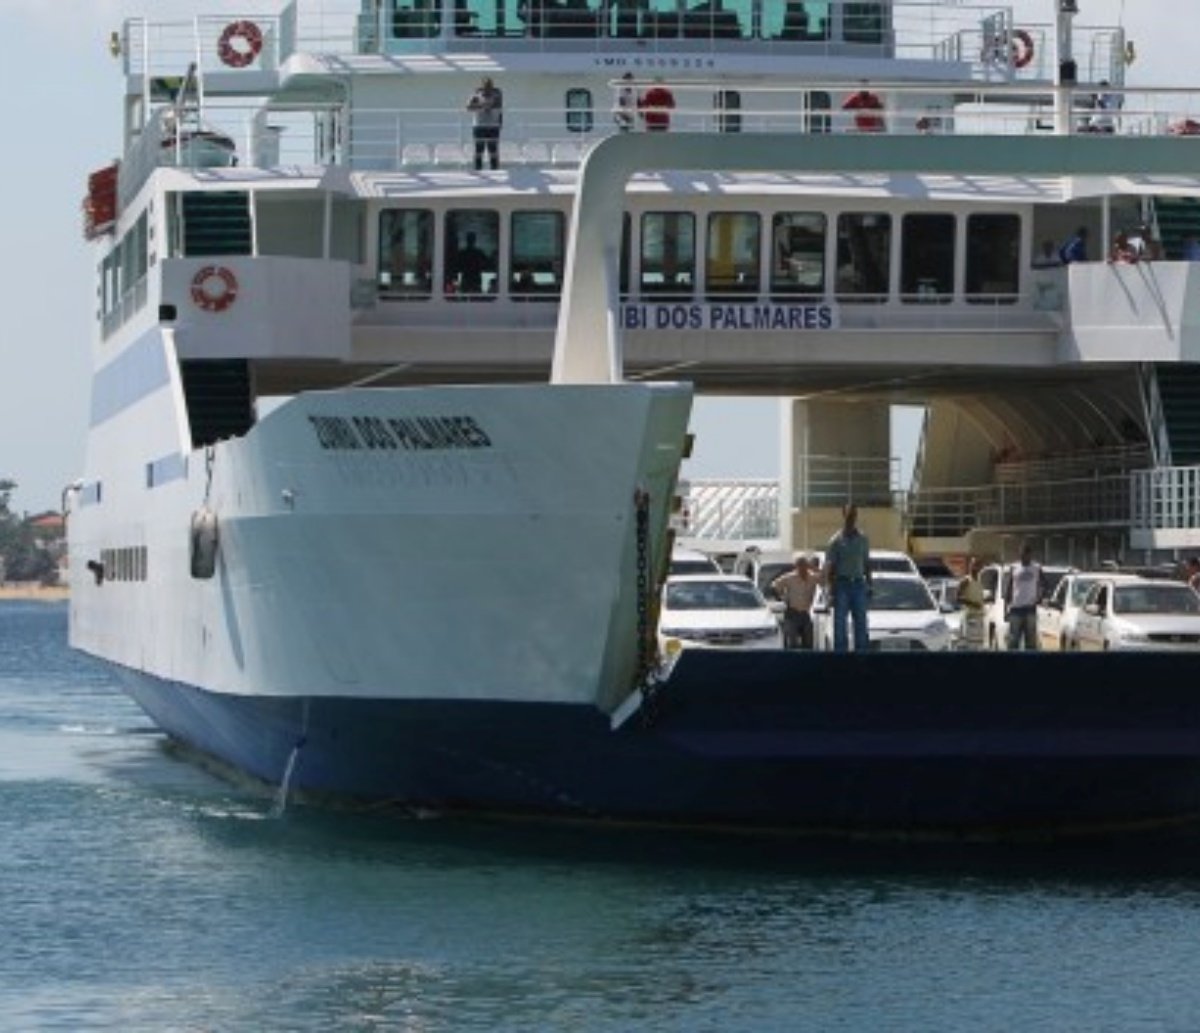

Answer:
[0,585,69,602]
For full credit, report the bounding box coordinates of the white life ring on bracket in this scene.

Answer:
[190,265,239,313]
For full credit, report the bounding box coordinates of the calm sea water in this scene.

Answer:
[6,601,1200,1032]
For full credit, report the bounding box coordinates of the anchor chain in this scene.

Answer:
[203,444,216,504]
[632,487,663,725]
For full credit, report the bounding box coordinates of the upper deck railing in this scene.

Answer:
[118,2,1122,83]
[121,83,1200,194]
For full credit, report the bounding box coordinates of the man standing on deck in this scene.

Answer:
[957,556,986,650]
[772,554,819,650]
[1004,542,1045,651]
[825,503,872,652]
[466,76,503,170]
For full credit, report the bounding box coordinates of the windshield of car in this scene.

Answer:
[869,579,935,611]
[1113,584,1200,615]
[670,559,719,576]
[872,556,915,573]
[665,579,767,611]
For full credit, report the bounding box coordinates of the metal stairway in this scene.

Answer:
[1154,364,1200,466]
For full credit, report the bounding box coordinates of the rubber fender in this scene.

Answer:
[190,507,219,580]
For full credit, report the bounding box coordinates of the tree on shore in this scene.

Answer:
[0,479,58,584]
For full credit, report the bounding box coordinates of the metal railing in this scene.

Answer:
[1131,465,1200,532]
[798,454,899,508]
[681,478,779,540]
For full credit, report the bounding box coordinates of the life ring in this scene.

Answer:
[1012,29,1034,69]
[191,265,239,312]
[217,20,263,68]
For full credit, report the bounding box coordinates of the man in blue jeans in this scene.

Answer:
[826,503,872,652]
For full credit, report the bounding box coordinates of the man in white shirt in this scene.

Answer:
[1004,543,1045,650]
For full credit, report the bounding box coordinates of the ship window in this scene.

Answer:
[706,213,760,297]
[566,89,594,133]
[511,210,565,298]
[966,213,1020,303]
[519,0,602,38]
[843,1,889,44]
[640,213,695,297]
[763,0,831,41]
[392,0,441,38]
[806,90,832,133]
[836,212,891,303]
[445,210,500,299]
[620,213,631,296]
[716,91,741,133]
[901,213,954,303]
[771,213,826,296]
[682,0,749,41]
[379,209,433,298]
[643,0,681,39]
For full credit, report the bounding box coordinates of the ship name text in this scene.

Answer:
[307,414,492,452]
[621,302,837,332]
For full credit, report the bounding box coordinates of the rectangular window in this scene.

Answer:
[445,210,500,298]
[392,0,441,38]
[901,213,954,303]
[706,213,760,297]
[763,0,831,40]
[566,88,594,133]
[640,212,694,297]
[836,212,891,303]
[716,91,741,133]
[644,0,680,39]
[843,1,888,44]
[379,209,434,298]
[771,213,826,296]
[510,210,565,298]
[966,213,1020,303]
[521,0,601,37]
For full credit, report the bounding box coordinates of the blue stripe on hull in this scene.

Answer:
[111,651,1200,838]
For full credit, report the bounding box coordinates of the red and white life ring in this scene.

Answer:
[983,28,1034,69]
[1011,29,1035,69]
[217,20,263,68]
[191,266,239,312]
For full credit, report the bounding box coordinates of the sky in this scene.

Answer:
[0,0,1185,513]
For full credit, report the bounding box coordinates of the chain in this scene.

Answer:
[203,445,215,505]
[632,486,666,726]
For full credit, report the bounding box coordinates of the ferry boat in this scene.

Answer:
[68,0,1200,837]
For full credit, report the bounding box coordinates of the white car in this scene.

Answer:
[978,562,1073,650]
[813,573,953,652]
[1037,572,1140,651]
[658,574,784,651]
[669,546,722,577]
[1073,579,1200,652]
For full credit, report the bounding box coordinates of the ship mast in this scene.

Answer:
[1054,0,1079,135]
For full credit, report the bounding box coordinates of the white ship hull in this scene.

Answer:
[69,373,692,716]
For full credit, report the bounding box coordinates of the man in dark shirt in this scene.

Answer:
[455,232,488,294]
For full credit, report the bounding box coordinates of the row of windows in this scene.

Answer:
[375,0,884,44]
[379,208,1022,302]
[100,546,148,583]
[100,210,151,318]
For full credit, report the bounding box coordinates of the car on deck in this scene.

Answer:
[1073,578,1200,652]
[658,574,784,651]
[1037,572,1140,651]
[812,572,953,652]
[669,546,722,577]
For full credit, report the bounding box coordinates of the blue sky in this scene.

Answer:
[0,0,1180,513]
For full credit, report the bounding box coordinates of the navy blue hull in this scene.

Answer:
[112,651,1200,837]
